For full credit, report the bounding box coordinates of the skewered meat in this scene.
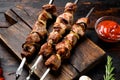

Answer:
[64,2,77,14]
[45,54,61,70]
[45,17,89,70]
[39,2,77,57]
[39,42,53,57]
[21,4,57,59]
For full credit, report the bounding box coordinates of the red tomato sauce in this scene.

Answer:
[96,20,120,41]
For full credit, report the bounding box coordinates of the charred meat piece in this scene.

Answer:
[45,54,61,71]
[39,42,53,57]
[42,4,57,15]
[56,40,71,59]
[64,2,77,14]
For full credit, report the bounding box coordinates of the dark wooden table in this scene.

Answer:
[0,0,120,80]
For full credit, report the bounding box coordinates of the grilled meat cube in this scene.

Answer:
[39,42,53,57]
[45,54,61,71]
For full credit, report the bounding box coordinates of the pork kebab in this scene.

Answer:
[39,1,77,60]
[15,0,57,79]
[26,1,78,80]
[41,7,94,80]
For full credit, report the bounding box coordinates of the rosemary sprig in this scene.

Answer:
[104,56,115,80]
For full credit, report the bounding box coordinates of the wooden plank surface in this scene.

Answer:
[70,38,105,74]
[0,5,106,80]
[11,7,36,29]
[4,9,18,26]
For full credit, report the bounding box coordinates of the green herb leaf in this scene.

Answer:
[104,56,115,80]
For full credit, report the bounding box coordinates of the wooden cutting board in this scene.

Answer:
[0,6,105,80]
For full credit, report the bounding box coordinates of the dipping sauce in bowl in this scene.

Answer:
[95,16,120,42]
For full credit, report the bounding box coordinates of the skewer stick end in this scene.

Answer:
[85,7,95,18]
[74,0,79,4]
[15,57,26,80]
[26,75,30,80]
[26,55,43,80]
[49,0,54,4]
[15,74,20,80]
[40,68,50,80]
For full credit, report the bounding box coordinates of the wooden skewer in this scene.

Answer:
[15,0,55,80]
[40,7,94,80]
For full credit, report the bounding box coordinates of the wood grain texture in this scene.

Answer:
[70,38,105,73]
[11,7,36,29]
[4,9,18,25]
